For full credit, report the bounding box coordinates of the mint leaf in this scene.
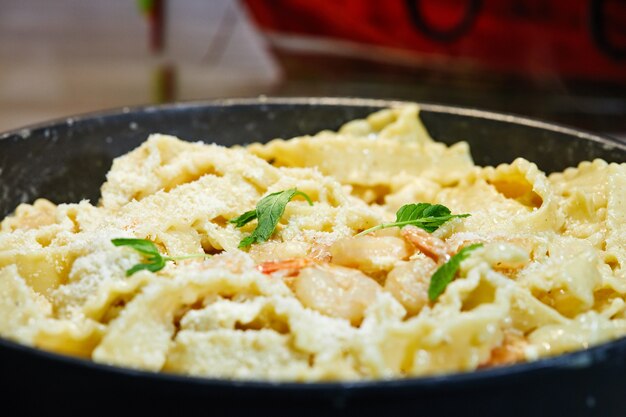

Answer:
[428,243,483,301]
[291,190,314,206]
[229,210,257,228]
[356,203,469,236]
[231,188,313,248]
[112,238,160,256]
[125,256,166,276]
[112,238,210,276]
[396,203,449,223]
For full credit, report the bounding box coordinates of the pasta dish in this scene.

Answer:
[0,105,624,380]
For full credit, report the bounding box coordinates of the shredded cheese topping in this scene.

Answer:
[0,104,624,381]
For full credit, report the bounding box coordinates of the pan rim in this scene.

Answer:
[0,332,622,391]
[1,96,624,152]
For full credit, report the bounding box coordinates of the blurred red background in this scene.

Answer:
[0,0,624,137]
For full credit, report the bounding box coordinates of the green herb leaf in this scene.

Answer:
[428,243,483,301]
[231,188,313,248]
[229,210,258,228]
[291,190,314,206]
[238,235,257,248]
[112,238,210,276]
[125,257,166,276]
[356,203,470,236]
[396,203,449,227]
[112,238,161,256]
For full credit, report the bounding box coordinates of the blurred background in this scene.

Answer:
[1,0,625,138]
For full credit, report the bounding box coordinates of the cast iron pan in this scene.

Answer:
[0,98,625,417]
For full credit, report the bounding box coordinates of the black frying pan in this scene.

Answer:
[1,98,625,417]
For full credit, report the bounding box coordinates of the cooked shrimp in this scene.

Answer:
[481,331,528,367]
[384,255,437,316]
[257,258,314,276]
[329,235,409,274]
[401,225,452,263]
[293,264,382,326]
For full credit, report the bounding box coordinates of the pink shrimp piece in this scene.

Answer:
[480,332,528,368]
[401,225,453,263]
[257,258,314,276]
